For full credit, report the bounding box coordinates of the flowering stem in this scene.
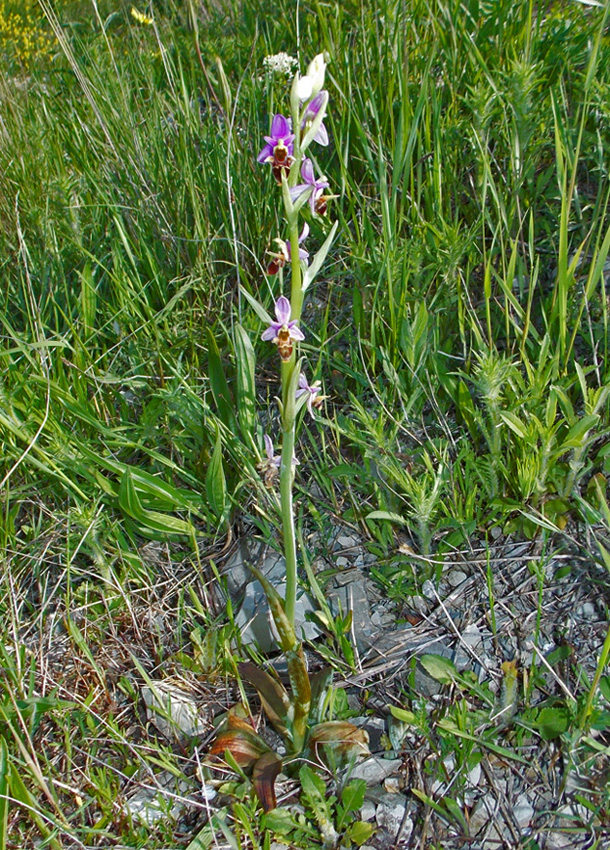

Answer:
[289,222,303,321]
[278,200,304,625]
[279,372,298,625]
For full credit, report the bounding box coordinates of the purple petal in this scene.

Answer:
[301,158,316,185]
[298,223,310,243]
[313,122,329,146]
[261,324,280,341]
[288,324,305,341]
[264,434,274,459]
[289,184,312,203]
[257,143,274,163]
[275,295,292,325]
[270,114,291,138]
[297,373,309,390]
[307,91,326,116]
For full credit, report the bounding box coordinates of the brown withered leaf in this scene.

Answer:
[253,751,283,812]
[210,713,272,770]
[306,721,370,769]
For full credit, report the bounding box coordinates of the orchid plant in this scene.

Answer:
[210,53,368,812]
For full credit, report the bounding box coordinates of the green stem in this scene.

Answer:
[579,620,610,730]
[279,218,304,626]
[280,373,298,625]
[289,223,303,320]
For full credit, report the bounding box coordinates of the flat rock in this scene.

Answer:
[374,792,412,841]
[350,756,403,786]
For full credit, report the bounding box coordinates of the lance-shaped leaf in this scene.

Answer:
[205,428,226,518]
[282,170,312,218]
[118,469,195,535]
[206,327,236,432]
[210,714,272,771]
[238,662,293,739]
[309,668,333,726]
[302,220,338,293]
[280,171,296,222]
[245,563,311,752]
[253,751,283,813]
[306,720,370,769]
[234,325,256,447]
[239,286,274,326]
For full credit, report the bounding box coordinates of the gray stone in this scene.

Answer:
[142,681,208,740]
[422,579,437,600]
[337,534,358,548]
[220,542,286,598]
[513,800,534,829]
[544,832,578,849]
[447,569,468,588]
[235,581,320,652]
[359,800,376,822]
[469,795,500,835]
[350,757,403,786]
[375,792,412,841]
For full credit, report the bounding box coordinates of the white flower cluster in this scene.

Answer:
[263,52,298,78]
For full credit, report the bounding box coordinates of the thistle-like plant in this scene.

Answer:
[210,53,368,810]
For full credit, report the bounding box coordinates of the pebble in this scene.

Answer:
[513,800,534,828]
[422,579,437,600]
[359,800,376,821]
[579,602,596,619]
[123,771,201,826]
[469,795,499,834]
[337,534,357,548]
[350,756,403,786]
[383,776,402,793]
[447,569,468,588]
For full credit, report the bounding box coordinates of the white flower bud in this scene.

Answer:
[306,53,326,97]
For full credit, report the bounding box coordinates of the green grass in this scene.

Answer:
[1,0,610,846]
